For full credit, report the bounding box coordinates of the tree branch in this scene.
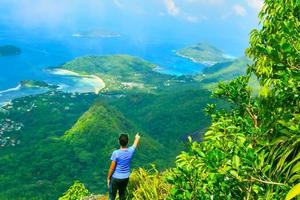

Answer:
[245,177,287,186]
[246,106,258,128]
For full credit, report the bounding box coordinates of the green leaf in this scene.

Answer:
[289,174,300,183]
[291,162,300,174]
[285,183,300,200]
[232,155,241,169]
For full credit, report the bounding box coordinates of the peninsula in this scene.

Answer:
[176,42,233,65]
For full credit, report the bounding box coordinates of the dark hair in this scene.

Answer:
[119,134,129,147]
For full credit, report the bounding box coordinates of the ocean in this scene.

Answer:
[0,27,239,105]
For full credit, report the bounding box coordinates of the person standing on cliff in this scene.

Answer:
[107,133,141,200]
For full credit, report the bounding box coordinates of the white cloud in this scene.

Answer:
[246,0,264,11]
[185,16,199,23]
[113,0,124,9]
[5,0,106,29]
[163,0,207,23]
[232,4,247,16]
[164,0,180,16]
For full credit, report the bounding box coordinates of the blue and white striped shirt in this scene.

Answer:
[111,146,135,179]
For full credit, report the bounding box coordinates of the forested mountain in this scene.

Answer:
[62,0,300,199]
[1,1,299,199]
[0,55,226,199]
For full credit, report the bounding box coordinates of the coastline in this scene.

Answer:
[0,101,11,108]
[0,84,22,94]
[48,68,106,94]
[175,52,216,66]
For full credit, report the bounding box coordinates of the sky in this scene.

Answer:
[0,0,264,55]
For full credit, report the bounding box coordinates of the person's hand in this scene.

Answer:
[107,178,110,188]
[135,133,140,140]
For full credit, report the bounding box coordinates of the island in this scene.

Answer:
[0,45,21,56]
[20,80,58,89]
[72,29,120,38]
[176,42,233,65]
[58,54,174,92]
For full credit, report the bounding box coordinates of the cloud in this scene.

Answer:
[113,0,124,9]
[232,4,247,16]
[246,0,264,11]
[164,0,180,16]
[163,0,198,23]
[185,16,199,23]
[2,0,107,29]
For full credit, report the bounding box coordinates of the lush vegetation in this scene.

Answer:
[0,45,21,56]
[2,1,298,198]
[167,0,300,199]
[61,0,299,199]
[0,92,97,199]
[60,55,172,92]
[176,42,232,65]
[60,168,170,200]
[195,57,255,90]
[20,80,58,89]
[59,181,90,200]
[0,68,224,199]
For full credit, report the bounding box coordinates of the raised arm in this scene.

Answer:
[132,133,141,148]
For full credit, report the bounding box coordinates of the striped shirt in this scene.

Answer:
[111,146,135,179]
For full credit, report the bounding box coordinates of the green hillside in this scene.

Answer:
[176,42,232,65]
[0,93,170,199]
[59,55,172,92]
[61,101,170,193]
[196,57,252,89]
[0,92,97,200]
[0,54,253,199]
[0,56,222,199]
[108,85,217,145]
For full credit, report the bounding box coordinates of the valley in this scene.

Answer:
[0,47,247,199]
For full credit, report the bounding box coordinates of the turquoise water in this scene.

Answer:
[0,26,243,104]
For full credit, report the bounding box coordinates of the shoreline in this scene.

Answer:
[0,84,22,94]
[0,101,11,108]
[48,68,106,94]
[175,52,216,66]
[0,68,106,106]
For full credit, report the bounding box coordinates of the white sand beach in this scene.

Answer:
[48,68,105,94]
[176,52,216,66]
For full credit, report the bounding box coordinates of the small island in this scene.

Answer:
[20,80,58,89]
[0,45,21,56]
[176,42,233,65]
[72,30,120,38]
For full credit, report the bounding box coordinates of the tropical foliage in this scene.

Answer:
[126,167,171,200]
[1,1,299,199]
[59,181,90,200]
[167,0,300,199]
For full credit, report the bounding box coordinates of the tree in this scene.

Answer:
[167,0,300,199]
